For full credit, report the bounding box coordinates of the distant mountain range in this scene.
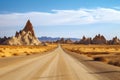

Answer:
[38,36,80,42]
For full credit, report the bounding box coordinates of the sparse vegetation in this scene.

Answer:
[62,44,120,67]
[0,44,57,58]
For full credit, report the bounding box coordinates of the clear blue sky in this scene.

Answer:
[0,0,119,12]
[0,0,120,39]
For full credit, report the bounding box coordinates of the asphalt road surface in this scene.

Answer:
[0,46,120,80]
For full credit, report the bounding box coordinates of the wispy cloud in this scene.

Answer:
[0,8,120,27]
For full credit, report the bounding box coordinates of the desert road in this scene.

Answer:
[0,46,120,80]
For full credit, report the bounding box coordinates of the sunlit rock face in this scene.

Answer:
[108,37,120,45]
[3,20,41,45]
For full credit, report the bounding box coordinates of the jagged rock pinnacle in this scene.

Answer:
[2,20,41,45]
[23,20,35,37]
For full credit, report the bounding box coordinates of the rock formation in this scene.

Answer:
[3,20,41,45]
[0,36,10,44]
[79,36,92,44]
[65,38,73,44]
[56,38,65,43]
[92,34,107,44]
[23,20,35,37]
[109,36,120,45]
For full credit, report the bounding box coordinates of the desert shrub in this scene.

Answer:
[87,54,92,57]
[108,61,120,66]
[85,52,109,55]
[115,53,120,55]
[12,53,18,56]
[0,50,3,53]
[93,48,96,50]
[1,55,5,57]
[26,53,31,55]
[93,57,108,62]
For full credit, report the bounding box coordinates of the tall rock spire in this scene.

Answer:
[2,20,41,45]
[23,20,35,37]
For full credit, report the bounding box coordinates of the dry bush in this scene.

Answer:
[0,44,57,58]
[115,53,120,55]
[106,57,120,66]
[0,50,3,52]
[93,57,108,62]
[12,53,18,56]
[1,55,6,57]
[26,53,31,55]
[62,44,120,67]
[108,61,120,66]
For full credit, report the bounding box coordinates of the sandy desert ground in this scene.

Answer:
[62,44,120,67]
[0,45,120,80]
[0,44,57,58]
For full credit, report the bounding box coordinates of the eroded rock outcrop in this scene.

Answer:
[3,20,41,45]
[65,38,73,44]
[109,37,120,45]
[79,36,92,44]
[56,38,65,43]
[92,34,107,44]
